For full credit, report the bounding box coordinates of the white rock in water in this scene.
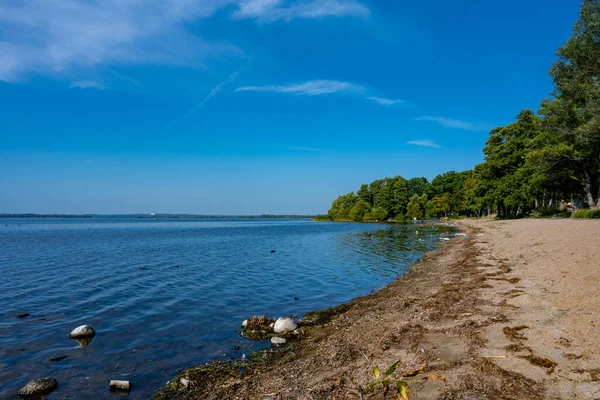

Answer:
[242,319,248,328]
[273,317,297,333]
[109,380,131,392]
[69,325,96,338]
[271,337,286,345]
[18,378,58,397]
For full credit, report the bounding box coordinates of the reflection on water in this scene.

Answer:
[71,337,94,347]
[0,218,453,399]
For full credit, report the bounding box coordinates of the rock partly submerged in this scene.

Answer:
[69,325,96,338]
[109,380,131,393]
[18,378,58,397]
[69,325,96,346]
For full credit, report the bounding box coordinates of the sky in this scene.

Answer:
[0,0,582,215]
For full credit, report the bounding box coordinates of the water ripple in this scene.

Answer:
[0,218,453,399]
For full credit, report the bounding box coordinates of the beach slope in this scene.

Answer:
[154,219,600,399]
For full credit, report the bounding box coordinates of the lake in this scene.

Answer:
[0,218,453,399]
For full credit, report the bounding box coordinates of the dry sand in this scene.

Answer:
[154,219,600,400]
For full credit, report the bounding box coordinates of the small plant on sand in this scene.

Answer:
[364,361,409,400]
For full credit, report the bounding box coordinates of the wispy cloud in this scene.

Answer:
[406,140,441,148]
[367,96,405,106]
[234,0,370,22]
[70,80,108,90]
[237,80,407,108]
[0,0,241,82]
[289,146,332,153]
[85,160,94,164]
[0,0,369,83]
[168,69,242,127]
[236,80,366,96]
[415,116,490,132]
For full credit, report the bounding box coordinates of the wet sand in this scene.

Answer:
[154,219,600,399]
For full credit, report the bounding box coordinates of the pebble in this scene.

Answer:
[271,337,286,345]
[180,378,190,388]
[18,378,58,397]
[273,317,297,333]
[69,325,96,338]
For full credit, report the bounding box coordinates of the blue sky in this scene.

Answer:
[0,0,581,214]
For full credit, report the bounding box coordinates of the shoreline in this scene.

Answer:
[153,219,600,399]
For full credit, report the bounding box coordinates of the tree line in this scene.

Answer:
[321,0,600,221]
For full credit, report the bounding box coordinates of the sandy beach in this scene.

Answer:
[154,219,600,399]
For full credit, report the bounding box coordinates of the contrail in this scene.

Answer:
[167,69,241,128]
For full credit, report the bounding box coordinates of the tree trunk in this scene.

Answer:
[583,169,595,207]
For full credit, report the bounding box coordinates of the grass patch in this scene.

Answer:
[302,303,352,326]
[530,209,570,218]
[572,208,600,219]
[152,348,289,399]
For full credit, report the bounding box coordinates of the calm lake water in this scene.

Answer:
[0,218,453,399]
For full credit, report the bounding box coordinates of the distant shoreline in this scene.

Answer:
[0,214,316,219]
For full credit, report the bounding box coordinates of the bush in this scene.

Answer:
[572,208,600,219]
[313,215,333,221]
[370,207,388,221]
[530,210,571,219]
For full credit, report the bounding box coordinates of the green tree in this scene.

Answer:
[427,170,471,215]
[407,177,429,198]
[406,194,428,220]
[391,177,409,217]
[533,0,600,206]
[328,192,358,220]
[357,184,373,206]
[428,193,451,218]
[473,111,541,217]
[370,207,388,221]
[349,200,371,222]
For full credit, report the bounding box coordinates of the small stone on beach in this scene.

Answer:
[273,317,297,333]
[271,337,286,345]
[18,378,58,397]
